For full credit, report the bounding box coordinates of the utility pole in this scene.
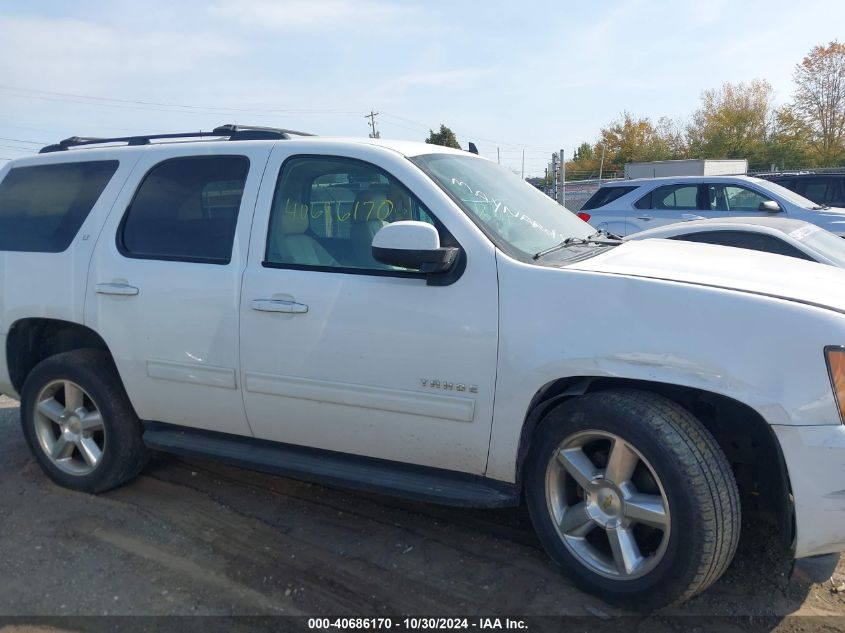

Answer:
[559,147,565,207]
[497,147,500,164]
[365,110,380,138]
[521,148,525,180]
[598,144,606,181]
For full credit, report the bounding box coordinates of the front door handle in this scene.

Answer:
[251,299,309,314]
[682,213,705,221]
[96,282,139,296]
[636,214,653,221]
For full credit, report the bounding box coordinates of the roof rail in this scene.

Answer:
[39,123,316,153]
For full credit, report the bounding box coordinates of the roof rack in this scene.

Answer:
[39,124,315,154]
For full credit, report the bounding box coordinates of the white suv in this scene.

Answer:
[579,175,845,236]
[1,125,844,609]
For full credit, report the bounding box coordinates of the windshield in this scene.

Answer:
[752,178,826,209]
[788,223,845,267]
[413,154,593,258]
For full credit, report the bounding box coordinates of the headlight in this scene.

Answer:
[824,346,845,424]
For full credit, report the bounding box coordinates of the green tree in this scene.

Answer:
[655,117,688,159]
[573,142,594,162]
[598,112,672,169]
[686,79,773,166]
[768,106,814,169]
[789,41,845,164]
[425,124,461,150]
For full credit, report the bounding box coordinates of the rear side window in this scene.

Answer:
[799,177,835,205]
[581,186,637,211]
[636,184,700,210]
[0,160,118,252]
[674,231,814,261]
[119,156,249,264]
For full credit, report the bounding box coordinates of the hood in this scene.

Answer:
[564,239,845,314]
[810,207,845,235]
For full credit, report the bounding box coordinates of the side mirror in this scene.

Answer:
[372,221,459,274]
[759,200,782,212]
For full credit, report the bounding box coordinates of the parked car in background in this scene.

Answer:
[757,172,845,209]
[626,217,845,267]
[578,175,845,237]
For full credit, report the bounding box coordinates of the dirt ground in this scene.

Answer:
[0,395,843,632]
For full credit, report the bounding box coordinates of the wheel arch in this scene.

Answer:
[516,376,794,546]
[6,318,114,394]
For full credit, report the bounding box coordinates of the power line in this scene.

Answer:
[380,111,556,152]
[0,85,361,117]
[0,136,47,145]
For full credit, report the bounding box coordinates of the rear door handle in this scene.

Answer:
[96,282,139,296]
[251,299,309,314]
[636,214,653,221]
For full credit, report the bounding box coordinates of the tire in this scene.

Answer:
[20,349,148,493]
[524,388,740,609]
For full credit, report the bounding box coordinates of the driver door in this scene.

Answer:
[238,147,499,474]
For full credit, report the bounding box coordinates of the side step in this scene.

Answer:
[143,423,519,508]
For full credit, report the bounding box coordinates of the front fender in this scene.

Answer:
[487,254,845,482]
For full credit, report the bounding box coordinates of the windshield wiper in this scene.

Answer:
[533,230,623,260]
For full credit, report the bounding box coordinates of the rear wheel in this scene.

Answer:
[20,349,148,493]
[525,389,740,609]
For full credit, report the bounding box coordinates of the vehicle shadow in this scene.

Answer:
[143,451,824,623]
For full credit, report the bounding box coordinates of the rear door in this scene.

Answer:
[628,182,704,233]
[581,185,638,236]
[85,145,272,436]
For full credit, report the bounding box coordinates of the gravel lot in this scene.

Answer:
[0,394,843,632]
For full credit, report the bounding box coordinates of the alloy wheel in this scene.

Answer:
[545,429,671,580]
[33,379,107,476]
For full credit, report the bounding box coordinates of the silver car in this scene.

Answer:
[626,216,845,267]
[579,175,845,237]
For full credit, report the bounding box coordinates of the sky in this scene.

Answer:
[0,0,844,177]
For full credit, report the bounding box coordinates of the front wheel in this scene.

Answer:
[525,389,740,609]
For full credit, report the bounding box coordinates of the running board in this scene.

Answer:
[142,423,519,508]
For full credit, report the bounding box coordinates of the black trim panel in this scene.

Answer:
[143,422,519,508]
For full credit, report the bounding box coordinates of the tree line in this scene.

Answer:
[563,41,845,180]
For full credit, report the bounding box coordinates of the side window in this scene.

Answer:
[0,160,118,252]
[772,178,795,191]
[801,178,832,205]
[706,184,769,212]
[581,186,637,211]
[676,231,814,261]
[265,156,441,272]
[637,184,699,210]
[119,156,249,264]
[633,191,652,209]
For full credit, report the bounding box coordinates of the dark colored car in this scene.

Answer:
[758,172,845,208]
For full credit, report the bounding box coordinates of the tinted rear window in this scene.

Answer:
[119,156,249,264]
[581,186,637,211]
[0,160,118,252]
[674,231,814,261]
